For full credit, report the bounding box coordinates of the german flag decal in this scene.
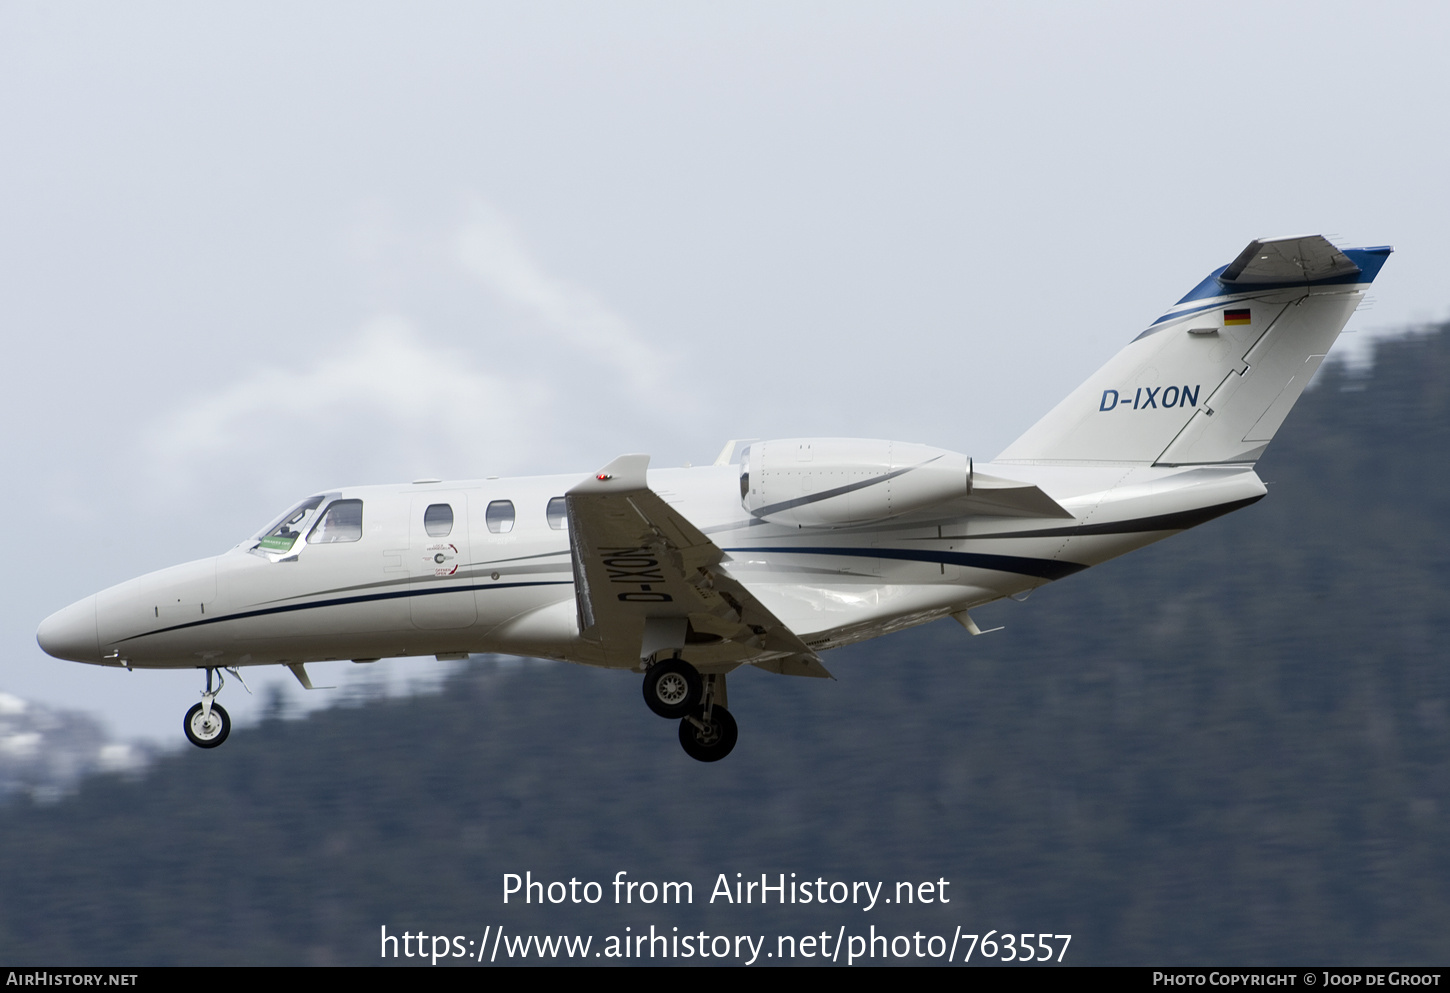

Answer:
[1224,308,1251,326]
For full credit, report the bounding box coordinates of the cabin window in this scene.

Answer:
[307,499,364,543]
[546,496,567,530]
[256,495,325,551]
[423,503,454,537]
[485,500,515,534]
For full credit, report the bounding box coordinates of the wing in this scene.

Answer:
[565,454,821,671]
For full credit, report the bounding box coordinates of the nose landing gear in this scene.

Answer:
[183,667,239,749]
[184,701,230,748]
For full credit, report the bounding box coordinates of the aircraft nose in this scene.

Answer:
[37,596,100,663]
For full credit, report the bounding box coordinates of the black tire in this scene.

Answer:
[642,659,701,719]
[184,702,231,748]
[678,705,738,762]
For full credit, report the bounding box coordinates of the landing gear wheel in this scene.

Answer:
[678,705,738,762]
[184,702,231,748]
[643,659,701,719]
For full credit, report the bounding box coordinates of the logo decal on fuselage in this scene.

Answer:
[1099,385,1201,412]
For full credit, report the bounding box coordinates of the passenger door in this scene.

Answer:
[409,494,477,629]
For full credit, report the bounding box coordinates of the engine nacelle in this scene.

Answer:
[739,438,971,528]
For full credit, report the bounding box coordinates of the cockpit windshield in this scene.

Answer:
[253,496,326,552]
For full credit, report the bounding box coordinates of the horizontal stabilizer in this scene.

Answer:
[964,472,1075,519]
[1220,235,1360,285]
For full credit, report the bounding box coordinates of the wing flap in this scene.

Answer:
[566,454,815,667]
[752,653,835,679]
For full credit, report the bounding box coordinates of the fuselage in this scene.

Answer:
[36,459,1266,674]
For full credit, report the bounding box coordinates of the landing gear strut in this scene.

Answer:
[184,667,232,749]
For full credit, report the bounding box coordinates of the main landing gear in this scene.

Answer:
[643,659,701,719]
[184,667,237,749]
[678,704,737,763]
[642,658,737,762]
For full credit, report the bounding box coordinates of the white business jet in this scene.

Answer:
[37,235,1391,761]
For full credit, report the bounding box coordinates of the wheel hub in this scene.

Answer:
[656,673,689,705]
[691,720,722,746]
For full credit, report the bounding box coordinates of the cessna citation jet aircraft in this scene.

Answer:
[38,235,1391,761]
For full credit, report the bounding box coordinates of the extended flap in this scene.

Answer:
[566,454,816,666]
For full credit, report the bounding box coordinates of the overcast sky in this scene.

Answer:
[4,1,1447,742]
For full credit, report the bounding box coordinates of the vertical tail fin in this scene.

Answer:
[996,236,1392,466]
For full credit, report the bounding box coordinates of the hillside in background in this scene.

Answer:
[0,693,147,803]
[2,327,1448,966]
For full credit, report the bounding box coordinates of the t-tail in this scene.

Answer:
[997,235,1392,466]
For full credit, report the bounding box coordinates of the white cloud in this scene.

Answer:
[172,319,523,442]
[457,199,667,391]
[146,317,554,491]
[139,202,692,525]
